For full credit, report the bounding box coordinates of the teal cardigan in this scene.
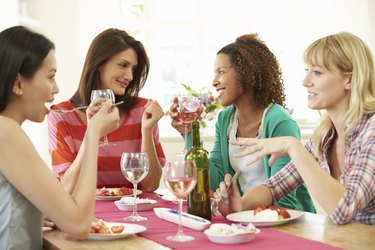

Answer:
[186,104,316,213]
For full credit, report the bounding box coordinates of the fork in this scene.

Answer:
[50,101,124,114]
[211,169,242,216]
[225,169,241,193]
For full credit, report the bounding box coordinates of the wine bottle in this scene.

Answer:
[186,121,211,220]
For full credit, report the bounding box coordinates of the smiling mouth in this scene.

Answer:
[217,89,224,97]
[117,79,129,88]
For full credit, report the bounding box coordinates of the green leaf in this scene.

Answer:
[200,120,207,128]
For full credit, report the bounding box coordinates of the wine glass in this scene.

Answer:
[91,89,116,147]
[164,159,197,242]
[120,152,150,221]
[177,95,200,155]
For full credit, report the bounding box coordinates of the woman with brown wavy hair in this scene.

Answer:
[48,28,165,193]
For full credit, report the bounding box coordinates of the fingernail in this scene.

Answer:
[224,199,229,204]
[223,193,228,198]
[225,181,230,187]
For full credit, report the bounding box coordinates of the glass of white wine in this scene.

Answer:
[164,159,197,242]
[120,152,149,221]
[90,89,116,147]
[177,95,200,155]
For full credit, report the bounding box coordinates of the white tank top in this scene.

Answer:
[227,105,272,192]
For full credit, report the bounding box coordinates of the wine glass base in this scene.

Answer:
[166,234,195,242]
[123,215,147,221]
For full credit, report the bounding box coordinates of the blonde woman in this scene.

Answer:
[216,32,375,225]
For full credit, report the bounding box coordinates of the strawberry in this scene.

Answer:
[117,187,133,196]
[268,205,277,211]
[254,204,266,215]
[278,208,291,219]
[98,225,110,234]
[90,226,99,233]
[91,219,110,234]
[111,225,125,233]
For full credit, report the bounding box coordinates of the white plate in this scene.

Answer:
[96,188,142,201]
[226,209,304,226]
[88,222,146,240]
[114,197,157,211]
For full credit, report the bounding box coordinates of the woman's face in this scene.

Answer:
[98,48,138,96]
[21,50,58,123]
[212,53,244,106]
[302,63,351,113]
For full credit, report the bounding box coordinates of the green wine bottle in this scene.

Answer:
[186,121,211,220]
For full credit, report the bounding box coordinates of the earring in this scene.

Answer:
[19,91,23,95]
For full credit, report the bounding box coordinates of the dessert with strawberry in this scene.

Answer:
[96,186,133,196]
[253,205,291,221]
[90,219,125,234]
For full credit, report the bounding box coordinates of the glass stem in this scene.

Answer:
[132,183,138,216]
[183,125,188,154]
[103,134,109,144]
[176,198,184,237]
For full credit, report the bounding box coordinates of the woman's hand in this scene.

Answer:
[86,99,120,137]
[167,96,203,135]
[215,173,243,216]
[142,99,164,131]
[232,136,297,167]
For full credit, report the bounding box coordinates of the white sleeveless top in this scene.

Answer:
[0,172,43,250]
[227,105,271,192]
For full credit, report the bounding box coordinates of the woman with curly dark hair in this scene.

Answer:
[170,34,315,213]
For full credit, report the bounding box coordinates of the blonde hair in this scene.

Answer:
[304,32,375,156]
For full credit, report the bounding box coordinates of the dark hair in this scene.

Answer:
[71,28,150,110]
[0,26,55,112]
[217,34,285,107]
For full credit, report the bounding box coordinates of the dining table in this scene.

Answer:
[43,191,375,250]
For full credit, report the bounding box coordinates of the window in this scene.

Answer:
[13,0,375,140]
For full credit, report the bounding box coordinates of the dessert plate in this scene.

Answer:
[226,209,304,226]
[96,188,142,201]
[88,222,146,240]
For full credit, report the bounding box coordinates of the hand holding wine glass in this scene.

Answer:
[164,159,197,242]
[176,95,201,155]
[90,89,116,147]
[120,152,150,221]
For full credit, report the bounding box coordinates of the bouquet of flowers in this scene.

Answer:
[181,83,223,128]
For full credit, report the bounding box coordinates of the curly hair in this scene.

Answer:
[217,34,285,108]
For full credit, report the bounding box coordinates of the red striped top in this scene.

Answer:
[47,97,166,189]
